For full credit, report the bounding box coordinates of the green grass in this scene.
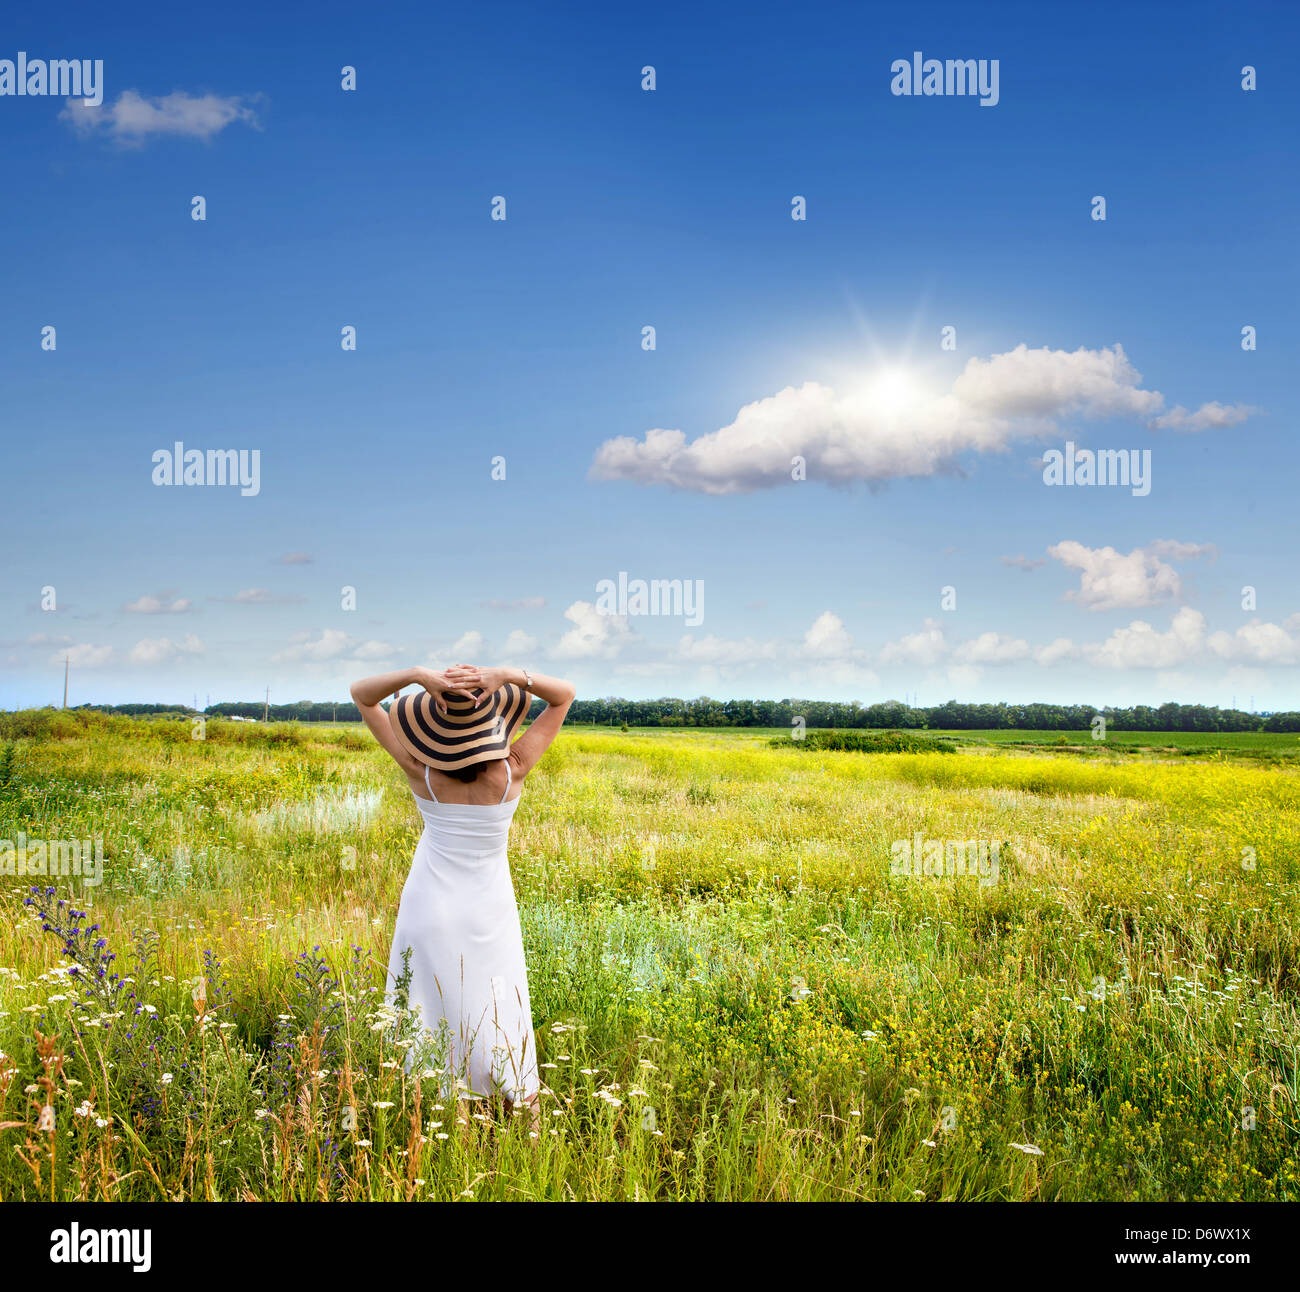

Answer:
[0,712,1297,1201]
[934,728,1300,752]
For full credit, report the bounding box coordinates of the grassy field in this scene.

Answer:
[0,710,1297,1201]
[933,728,1300,755]
[577,723,1300,756]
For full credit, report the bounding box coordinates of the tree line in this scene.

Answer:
[65,698,1300,732]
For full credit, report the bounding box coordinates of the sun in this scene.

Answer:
[867,367,920,415]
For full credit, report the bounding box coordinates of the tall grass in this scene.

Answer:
[0,714,1296,1200]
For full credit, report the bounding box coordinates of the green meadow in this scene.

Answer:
[0,710,1296,1201]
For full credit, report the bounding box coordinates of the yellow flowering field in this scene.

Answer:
[0,711,1296,1200]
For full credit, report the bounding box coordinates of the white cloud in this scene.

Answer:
[551,601,634,660]
[128,633,204,666]
[503,630,539,656]
[946,663,984,688]
[352,640,396,661]
[865,606,1298,675]
[1148,401,1257,432]
[1048,539,1213,612]
[950,342,1163,421]
[124,594,192,614]
[1034,637,1077,666]
[672,633,779,665]
[802,611,854,658]
[792,613,878,685]
[589,343,1252,494]
[1086,607,1206,669]
[55,643,112,668]
[449,631,485,659]
[951,631,1031,665]
[482,597,546,612]
[668,611,874,684]
[1207,619,1300,665]
[272,629,393,664]
[62,90,261,145]
[878,618,948,667]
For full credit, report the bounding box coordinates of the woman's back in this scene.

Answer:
[407,755,520,807]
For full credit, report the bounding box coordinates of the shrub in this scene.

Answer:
[770,729,957,754]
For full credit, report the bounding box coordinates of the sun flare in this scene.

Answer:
[866,367,921,415]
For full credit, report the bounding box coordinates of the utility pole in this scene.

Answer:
[264,686,270,722]
[62,656,69,709]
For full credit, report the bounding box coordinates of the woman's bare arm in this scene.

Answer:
[349,667,476,773]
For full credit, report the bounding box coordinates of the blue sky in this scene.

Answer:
[3,0,1297,710]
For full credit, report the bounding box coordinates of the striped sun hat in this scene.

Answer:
[388,683,531,772]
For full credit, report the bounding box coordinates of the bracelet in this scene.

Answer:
[522,669,533,691]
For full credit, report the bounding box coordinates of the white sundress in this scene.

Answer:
[384,759,539,1104]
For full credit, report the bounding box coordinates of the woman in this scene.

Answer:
[349,662,575,1129]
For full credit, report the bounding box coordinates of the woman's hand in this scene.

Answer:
[443,664,511,705]
[416,667,479,715]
